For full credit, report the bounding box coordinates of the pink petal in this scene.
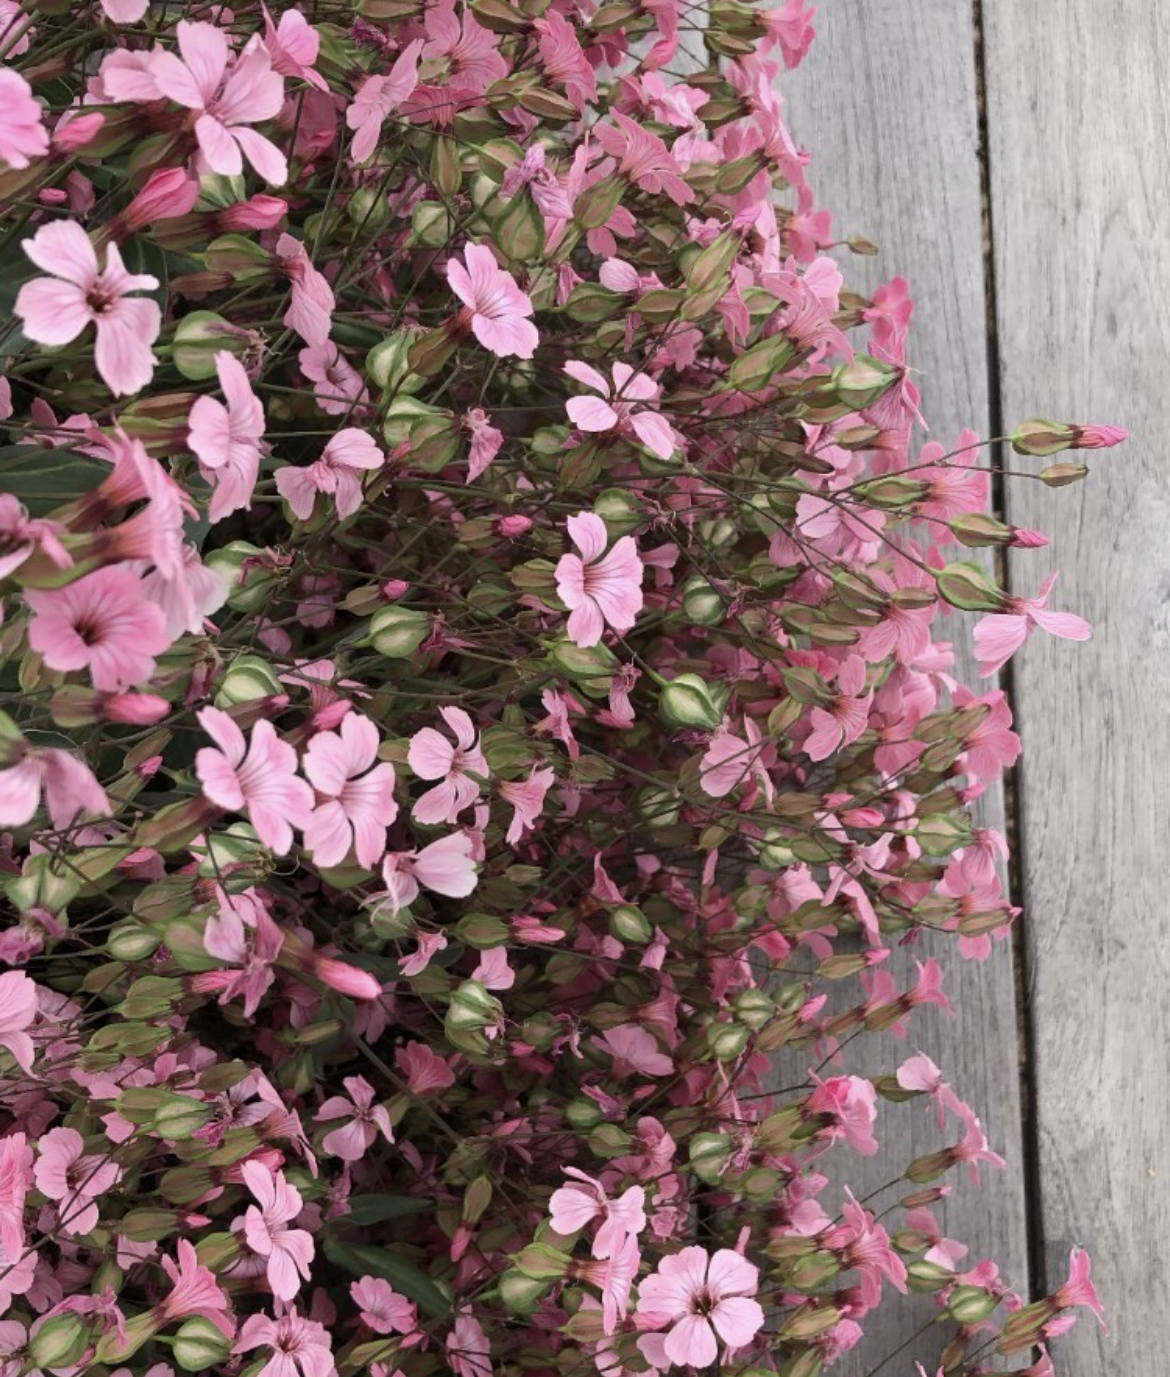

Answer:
[567,395,620,433]
[566,511,608,563]
[562,359,609,395]
[14,278,90,346]
[710,1295,765,1347]
[664,1315,717,1369]
[21,219,97,285]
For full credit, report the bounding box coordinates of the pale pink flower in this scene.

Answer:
[299,342,366,415]
[395,1041,455,1095]
[0,1134,32,1260]
[803,654,871,761]
[448,244,538,359]
[973,572,1091,677]
[197,888,284,1018]
[0,69,47,169]
[33,1126,122,1236]
[1052,1247,1106,1331]
[760,0,817,68]
[262,5,327,90]
[555,512,644,647]
[636,1246,764,1369]
[194,707,314,855]
[564,361,675,459]
[275,233,335,346]
[155,1240,234,1336]
[234,1308,333,1377]
[952,1102,1006,1185]
[0,974,36,1075]
[471,947,513,990]
[346,39,423,163]
[896,1052,958,1128]
[838,1190,908,1307]
[350,1277,417,1336]
[464,408,503,482]
[188,351,265,522]
[240,1160,314,1301]
[378,833,478,915]
[698,718,772,802]
[274,429,383,521]
[399,929,448,978]
[407,706,489,825]
[807,1073,878,1155]
[594,110,694,206]
[0,746,108,831]
[500,143,573,217]
[103,22,287,184]
[14,220,159,397]
[316,1075,393,1160]
[423,0,505,89]
[0,495,70,584]
[303,713,397,869]
[498,765,555,846]
[574,1232,640,1335]
[550,1167,646,1259]
[25,567,169,692]
[447,1308,491,1377]
[594,1024,672,1079]
[141,544,229,640]
[903,1205,968,1269]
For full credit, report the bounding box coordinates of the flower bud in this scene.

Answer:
[218,195,288,231]
[446,979,503,1031]
[688,1132,732,1183]
[215,655,285,707]
[1009,417,1075,456]
[152,1094,215,1141]
[706,1021,751,1061]
[658,672,726,731]
[107,918,163,962]
[173,311,248,382]
[514,1242,571,1281]
[947,1284,1000,1324]
[173,1317,234,1372]
[1070,422,1127,449]
[608,904,652,944]
[905,1259,957,1293]
[935,561,1006,613]
[124,168,201,231]
[496,514,532,538]
[1039,461,1089,487]
[681,574,725,626]
[29,1315,91,1371]
[368,606,430,659]
[499,1268,550,1314]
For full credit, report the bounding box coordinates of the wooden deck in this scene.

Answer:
[781,4,1160,1371]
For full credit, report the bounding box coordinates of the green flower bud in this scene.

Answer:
[174,1317,234,1372]
[446,979,503,1032]
[215,654,285,706]
[658,673,726,731]
[681,574,725,627]
[368,606,430,659]
[29,1314,91,1370]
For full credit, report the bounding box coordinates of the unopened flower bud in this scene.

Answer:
[217,195,288,231]
[173,1316,234,1372]
[495,514,532,538]
[368,605,430,658]
[125,168,200,232]
[658,672,726,731]
[1009,417,1075,456]
[29,1314,91,1371]
[216,655,285,707]
[1069,422,1127,449]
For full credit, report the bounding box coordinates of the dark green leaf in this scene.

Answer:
[321,1237,450,1318]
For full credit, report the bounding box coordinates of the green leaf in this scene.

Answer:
[321,1238,450,1318]
[0,444,106,517]
[335,1195,430,1227]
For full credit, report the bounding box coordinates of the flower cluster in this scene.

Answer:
[0,2,1123,1376]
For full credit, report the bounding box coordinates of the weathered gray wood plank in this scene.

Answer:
[780,2,1031,1366]
[987,3,1170,1370]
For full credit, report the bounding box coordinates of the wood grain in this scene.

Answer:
[776,1,1031,1366]
[986,2,1170,1370]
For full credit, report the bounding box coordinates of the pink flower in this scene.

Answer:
[155,1240,234,1336]
[299,342,366,416]
[0,69,47,169]
[564,361,675,459]
[594,110,694,206]
[501,143,574,218]
[188,351,265,522]
[594,1024,673,1079]
[803,655,871,761]
[498,766,555,846]
[378,833,478,915]
[239,1160,314,1301]
[448,244,538,360]
[303,713,397,869]
[141,544,229,640]
[350,1278,417,1336]
[952,1102,1006,1185]
[198,888,284,1018]
[699,718,772,802]
[903,1205,968,1269]
[532,11,595,111]
[573,1233,641,1335]
[346,39,423,163]
[760,0,817,68]
[1052,1246,1106,1331]
[274,428,383,521]
[464,408,503,482]
[275,233,335,346]
[316,1075,393,1161]
[636,1246,764,1368]
[33,1126,122,1236]
[0,495,70,583]
[807,1073,878,1155]
[447,1308,491,1377]
[103,22,287,184]
[14,220,160,397]
[956,687,1021,782]
[234,1308,333,1377]
[896,1052,958,1128]
[395,1041,455,1095]
[555,512,644,647]
[407,706,489,825]
[0,1133,31,1262]
[550,1168,646,1259]
[0,973,36,1075]
[0,746,108,831]
[194,707,314,855]
[973,572,1091,676]
[25,567,170,692]
[262,5,327,90]
[838,1190,907,1306]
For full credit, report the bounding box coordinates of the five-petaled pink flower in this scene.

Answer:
[0,69,48,169]
[973,572,1091,677]
[15,220,160,397]
[234,1307,334,1377]
[636,1246,765,1369]
[25,567,170,692]
[347,39,423,163]
[0,972,37,1075]
[1051,1246,1107,1331]
[807,1072,879,1155]
[102,21,287,184]
[448,244,538,359]
[239,1159,315,1302]
[350,1277,419,1337]
[303,712,398,869]
[593,1023,672,1079]
[33,1126,122,1237]
[316,1075,394,1161]
[275,428,383,521]
[549,1167,646,1259]
[188,350,266,522]
[195,706,315,855]
[564,361,675,459]
[555,511,644,648]
[378,833,479,915]
[594,110,694,206]
[498,765,555,845]
[407,706,490,825]
[155,1239,234,1336]
[0,745,109,831]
